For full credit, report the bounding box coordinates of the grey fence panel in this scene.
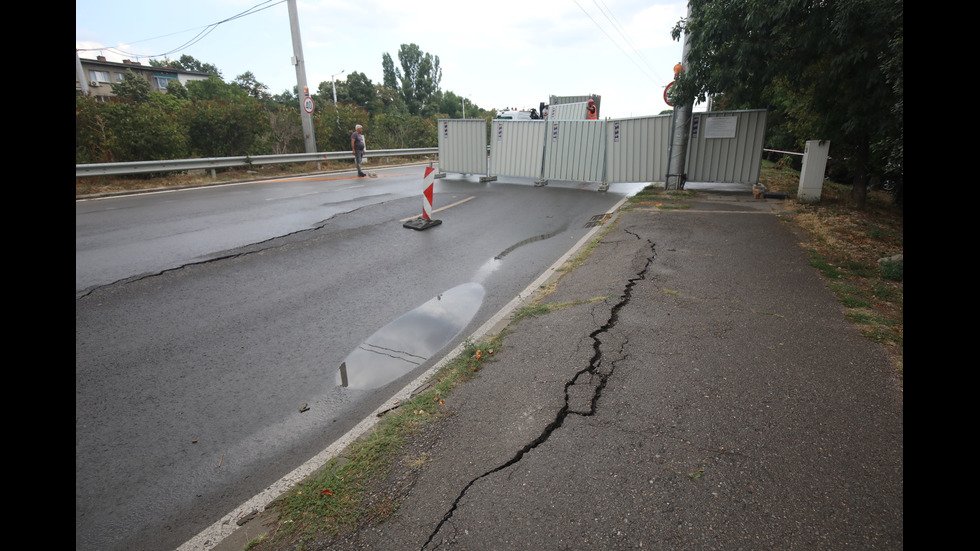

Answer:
[489,120,547,179]
[605,115,671,184]
[542,120,606,183]
[548,102,588,121]
[550,94,600,115]
[437,119,488,175]
[685,109,768,184]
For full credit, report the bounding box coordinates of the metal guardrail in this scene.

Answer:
[75,148,439,177]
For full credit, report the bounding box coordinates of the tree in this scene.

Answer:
[268,107,304,154]
[186,75,249,102]
[166,79,189,100]
[182,98,269,157]
[110,69,152,103]
[672,0,903,207]
[345,71,375,108]
[369,83,406,116]
[318,79,345,104]
[76,95,188,163]
[381,53,398,89]
[234,71,270,101]
[151,55,222,78]
[389,43,442,116]
[272,87,298,107]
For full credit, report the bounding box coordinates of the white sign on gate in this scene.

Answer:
[704,116,737,138]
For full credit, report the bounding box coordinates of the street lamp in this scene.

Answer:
[331,69,345,108]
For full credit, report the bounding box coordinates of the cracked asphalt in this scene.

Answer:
[219,187,903,550]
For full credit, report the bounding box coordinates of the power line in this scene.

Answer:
[77,0,286,62]
[570,0,668,85]
[591,0,666,82]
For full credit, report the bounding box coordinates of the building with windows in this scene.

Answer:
[75,55,211,100]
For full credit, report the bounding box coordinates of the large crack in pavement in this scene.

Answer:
[75,204,380,300]
[421,230,656,550]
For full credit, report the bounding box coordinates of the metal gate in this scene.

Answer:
[604,115,672,185]
[685,109,768,184]
[437,119,487,175]
[488,120,546,179]
[438,108,767,188]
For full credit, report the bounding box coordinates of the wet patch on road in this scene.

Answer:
[337,283,485,390]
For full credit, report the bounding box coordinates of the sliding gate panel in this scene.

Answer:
[548,102,589,121]
[542,120,605,183]
[605,115,671,184]
[686,109,767,184]
[489,120,547,178]
[438,119,487,175]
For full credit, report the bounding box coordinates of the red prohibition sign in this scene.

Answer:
[664,81,675,107]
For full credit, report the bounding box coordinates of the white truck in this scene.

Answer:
[494,108,537,120]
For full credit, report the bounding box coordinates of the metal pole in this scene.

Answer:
[331,70,345,108]
[666,2,693,190]
[288,0,316,153]
[331,70,344,126]
[76,50,90,96]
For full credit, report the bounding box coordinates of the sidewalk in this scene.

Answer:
[235,186,904,550]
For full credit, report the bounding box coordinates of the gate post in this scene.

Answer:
[798,140,830,202]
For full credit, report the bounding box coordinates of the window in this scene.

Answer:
[154,74,177,91]
[89,70,111,83]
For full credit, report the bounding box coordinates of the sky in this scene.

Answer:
[76,0,695,119]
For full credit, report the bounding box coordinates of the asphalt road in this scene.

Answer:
[75,165,645,551]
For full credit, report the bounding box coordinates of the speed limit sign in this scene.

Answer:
[303,97,315,114]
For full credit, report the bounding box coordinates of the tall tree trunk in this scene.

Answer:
[850,136,870,208]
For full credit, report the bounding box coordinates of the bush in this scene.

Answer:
[879,259,903,282]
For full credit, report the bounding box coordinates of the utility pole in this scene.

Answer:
[288,0,316,153]
[666,2,693,190]
[76,50,91,96]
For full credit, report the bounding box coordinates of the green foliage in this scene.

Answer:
[186,75,249,102]
[76,96,188,163]
[267,107,304,155]
[673,0,903,206]
[345,71,375,108]
[150,54,221,79]
[381,52,398,89]
[391,43,442,116]
[879,259,903,282]
[110,69,152,103]
[369,112,436,150]
[234,71,270,101]
[165,79,189,100]
[77,45,489,164]
[182,98,270,157]
[313,103,371,152]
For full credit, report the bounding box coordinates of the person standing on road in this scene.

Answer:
[351,124,366,177]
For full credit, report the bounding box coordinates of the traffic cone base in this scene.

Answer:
[404,166,442,231]
[403,217,442,230]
